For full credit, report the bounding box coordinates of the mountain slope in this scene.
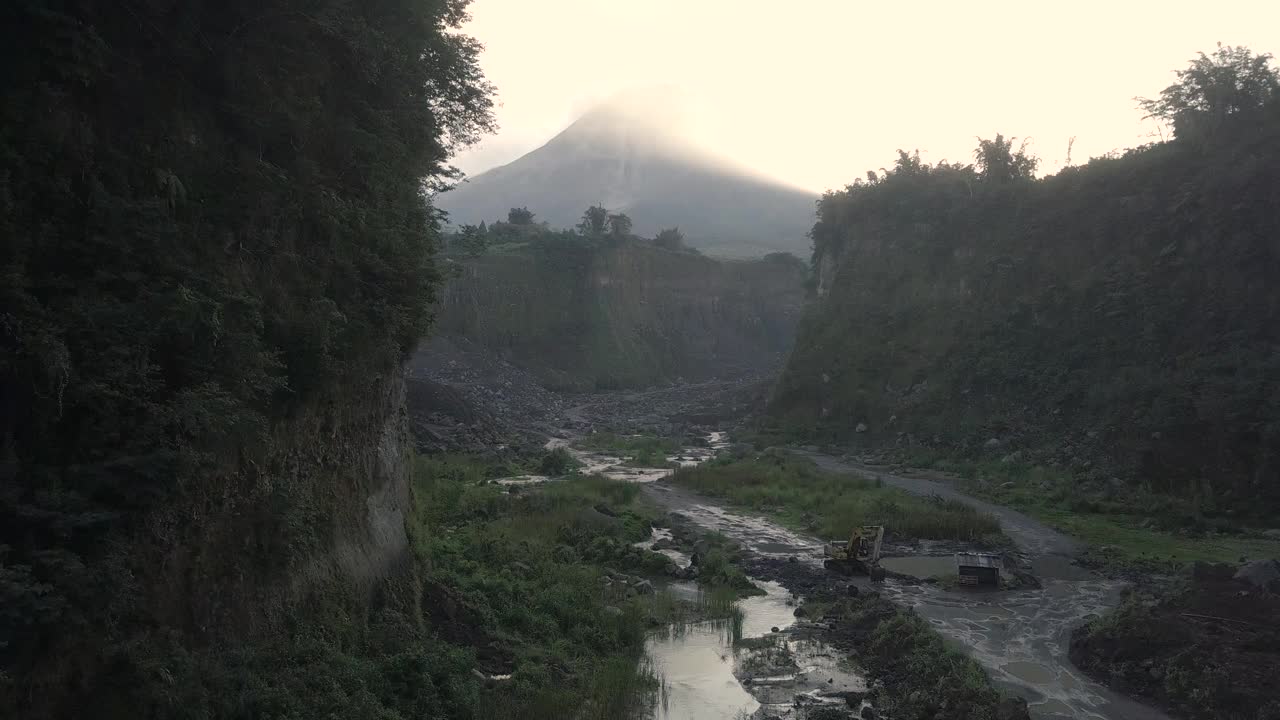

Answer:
[437,99,816,258]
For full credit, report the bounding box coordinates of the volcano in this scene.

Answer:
[436,93,817,258]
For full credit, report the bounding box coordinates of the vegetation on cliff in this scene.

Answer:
[1,0,492,715]
[434,209,808,390]
[769,45,1280,522]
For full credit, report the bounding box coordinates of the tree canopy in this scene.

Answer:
[578,204,610,236]
[1140,44,1280,140]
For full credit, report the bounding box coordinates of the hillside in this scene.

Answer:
[430,238,808,390]
[435,97,816,258]
[768,114,1280,520]
[0,2,498,717]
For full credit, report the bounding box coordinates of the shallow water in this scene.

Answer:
[646,580,866,720]
[649,468,1172,720]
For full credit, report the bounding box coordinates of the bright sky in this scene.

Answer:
[452,0,1280,193]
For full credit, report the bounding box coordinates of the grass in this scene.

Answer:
[407,453,762,717]
[826,592,1012,719]
[671,451,1005,544]
[576,433,682,466]
[894,451,1280,569]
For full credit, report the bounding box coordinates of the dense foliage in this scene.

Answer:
[435,209,806,390]
[772,48,1280,519]
[0,0,491,714]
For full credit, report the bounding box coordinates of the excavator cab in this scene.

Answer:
[823,525,884,575]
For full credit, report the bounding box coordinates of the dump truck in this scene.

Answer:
[823,525,884,576]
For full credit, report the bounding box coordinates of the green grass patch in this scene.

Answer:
[899,454,1280,568]
[671,451,1005,544]
[576,433,682,465]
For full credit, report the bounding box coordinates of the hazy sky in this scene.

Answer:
[453,0,1280,193]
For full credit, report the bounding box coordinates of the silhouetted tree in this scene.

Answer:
[974,134,1037,183]
[607,213,633,238]
[1139,44,1280,141]
[455,223,487,256]
[654,227,686,251]
[507,206,535,224]
[578,205,609,235]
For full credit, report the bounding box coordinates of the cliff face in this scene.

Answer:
[432,242,808,390]
[769,124,1280,516]
[0,1,486,714]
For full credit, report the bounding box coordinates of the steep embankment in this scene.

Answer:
[769,122,1280,518]
[431,241,808,390]
[0,3,491,718]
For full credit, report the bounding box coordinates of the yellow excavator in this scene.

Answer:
[823,525,884,577]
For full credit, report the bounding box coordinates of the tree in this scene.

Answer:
[974,134,1037,183]
[578,205,609,236]
[607,213,633,238]
[654,227,686,251]
[1139,44,1280,141]
[454,223,488,256]
[507,206,535,225]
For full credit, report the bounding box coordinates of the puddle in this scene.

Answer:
[879,554,956,579]
[504,431,725,486]
[648,486,1171,720]
[494,474,551,486]
[636,527,692,568]
[647,580,868,720]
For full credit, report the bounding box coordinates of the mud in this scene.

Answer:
[646,476,1172,720]
[646,576,871,720]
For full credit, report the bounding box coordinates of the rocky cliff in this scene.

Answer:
[769,120,1280,518]
[431,241,808,391]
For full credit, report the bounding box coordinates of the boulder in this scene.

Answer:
[1234,559,1280,591]
[632,579,655,595]
[1262,529,1280,539]
[855,423,868,433]
[984,438,1002,449]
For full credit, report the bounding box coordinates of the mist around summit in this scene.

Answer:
[437,90,817,257]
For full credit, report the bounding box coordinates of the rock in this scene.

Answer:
[1234,559,1280,590]
[604,605,623,617]
[789,555,799,563]
[770,626,780,633]
[847,584,860,597]
[996,696,1031,720]
[861,708,878,720]
[984,437,1002,449]
[632,579,655,595]
[1263,529,1280,539]
[855,422,868,433]
[794,606,808,618]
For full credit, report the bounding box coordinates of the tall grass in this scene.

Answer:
[672,452,1003,543]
